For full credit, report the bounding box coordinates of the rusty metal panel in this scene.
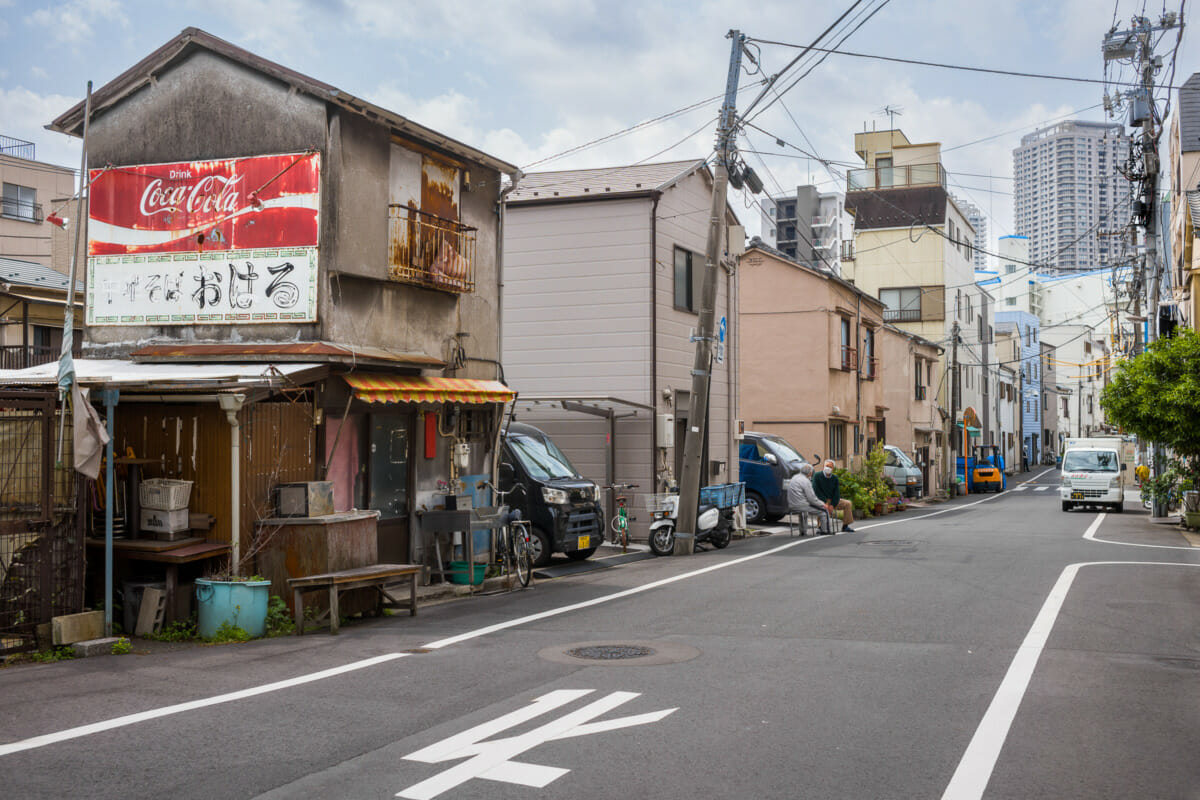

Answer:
[240,399,316,568]
[421,157,459,224]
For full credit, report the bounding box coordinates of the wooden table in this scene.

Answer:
[86,538,231,623]
[288,564,421,635]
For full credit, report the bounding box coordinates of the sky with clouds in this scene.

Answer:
[1,0,1195,253]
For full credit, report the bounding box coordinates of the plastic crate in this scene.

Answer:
[699,482,745,509]
[140,478,193,511]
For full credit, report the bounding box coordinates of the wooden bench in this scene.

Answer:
[288,564,421,635]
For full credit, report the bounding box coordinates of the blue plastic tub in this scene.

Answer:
[195,578,270,638]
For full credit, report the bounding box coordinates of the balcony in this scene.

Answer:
[841,345,857,372]
[915,384,927,401]
[863,356,879,380]
[840,241,855,261]
[883,308,921,322]
[811,215,835,227]
[387,206,477,293]
[0,345,61,370]
[0,200,43,224]
[847,163,946,192]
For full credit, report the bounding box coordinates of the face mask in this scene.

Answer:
[823,468,833,477]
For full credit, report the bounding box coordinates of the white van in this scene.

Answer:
[1059,436,1128,513]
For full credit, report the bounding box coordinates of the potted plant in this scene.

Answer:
[196,553,271,639]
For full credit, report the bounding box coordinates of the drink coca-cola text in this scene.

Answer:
[139,174,245,218]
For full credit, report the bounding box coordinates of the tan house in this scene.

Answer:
[739,241,886,470]
[0,137,76,271]
[1168,73,1200,332]
[878,323,943,492]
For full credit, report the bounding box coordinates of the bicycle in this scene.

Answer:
[476,480,533,588]
[605,483,638,552]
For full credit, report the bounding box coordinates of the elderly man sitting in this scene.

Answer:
[786,462,833,535]
[813,459,855,532]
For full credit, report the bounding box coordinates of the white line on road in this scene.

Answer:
[1013,486,1028,491]
[1,484,1017,757]
[941,557,1200,800]
[1034,486,1049,492]
[0,653,407,757]
[1082,510,1197,551]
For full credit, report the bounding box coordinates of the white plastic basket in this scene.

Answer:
[642,493,676,513]
[140,478,193,511]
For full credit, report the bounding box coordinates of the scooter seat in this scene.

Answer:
[698,503,718,516]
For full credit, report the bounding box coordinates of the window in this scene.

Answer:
[840,317,856,370]
[853,424,861,455]
[880,287,921,322]
[829,422,845,460]
[1005,264,1017,274]
[863,327,876,379]
[1006,297,1017,307]
[673,247,696,312]
[915,357,927,399]
[1,183,37,222]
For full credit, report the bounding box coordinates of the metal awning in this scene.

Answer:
[0,358,326,390]
[344,374,515,404]
[515,394,654,418]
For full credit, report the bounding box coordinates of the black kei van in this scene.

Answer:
[499,422,604,567]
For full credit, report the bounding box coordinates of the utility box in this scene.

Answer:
[657,414,675,448]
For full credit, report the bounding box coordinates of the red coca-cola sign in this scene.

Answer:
[88,152,320,256]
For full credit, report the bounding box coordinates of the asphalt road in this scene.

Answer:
[3,468,1199,799]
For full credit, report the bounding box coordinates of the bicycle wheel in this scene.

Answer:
[512,525,532,587]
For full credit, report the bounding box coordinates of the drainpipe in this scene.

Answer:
[98,388,118,637]
[650,192,660,490]
[218,394,246,573]
[496,170,523,369]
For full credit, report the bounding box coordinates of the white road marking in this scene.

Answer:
[941,558,1200,800]
[1034,486,1049,492]
[398,690,676,799]
[1013,486,1028,491]
[1083,510,1196,551]
[0,481,1018,758]
[0,653,407,757]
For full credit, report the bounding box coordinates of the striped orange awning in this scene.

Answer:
[344,374,515,404]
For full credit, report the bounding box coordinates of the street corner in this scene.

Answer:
[1086,505,1200,550]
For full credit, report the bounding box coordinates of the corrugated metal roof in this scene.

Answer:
[507,159,707,203]
[0,359,324,388]
[129,341,444,368]
[0,256,82,292]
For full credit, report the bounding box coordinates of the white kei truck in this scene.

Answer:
[1059,436,1134,513]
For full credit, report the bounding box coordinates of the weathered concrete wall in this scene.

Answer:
[80,47,503,370]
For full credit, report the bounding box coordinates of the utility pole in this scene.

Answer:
[1103,11,1179,515]
[949,321,960,491]
[675,31,745,554]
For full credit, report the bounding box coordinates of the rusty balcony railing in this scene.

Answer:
[841,345,857,372]
[387,206,477,293]
[864,356,879,380]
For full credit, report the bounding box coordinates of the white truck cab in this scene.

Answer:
[1059,436,1129,513]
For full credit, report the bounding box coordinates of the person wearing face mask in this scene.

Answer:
[812,459,855,532]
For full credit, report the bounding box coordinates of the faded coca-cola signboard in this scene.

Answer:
[86,152,320,325]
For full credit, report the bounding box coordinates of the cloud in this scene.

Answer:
[184,0,323,58]
[30,66,49,80]
[0,87,83,171]
[26,0,128,46]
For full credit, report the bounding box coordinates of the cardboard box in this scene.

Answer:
[140,507,189,533]
[275,481,334,517]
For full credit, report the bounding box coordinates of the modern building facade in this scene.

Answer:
[1167,72,1200,332]
[760,186,853,274]
[1013,120,1131,271]
[954,195,989,271]
[0,137,76,270]
[995,310,1042,467]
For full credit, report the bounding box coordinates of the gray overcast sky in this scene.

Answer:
[1,0,1195,255]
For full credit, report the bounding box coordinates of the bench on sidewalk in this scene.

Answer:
[288,563,421,635]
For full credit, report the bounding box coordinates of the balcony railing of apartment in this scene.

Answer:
[0,135,36,160]
[811,215,835,227]
[846,163,946,192]
[863,357,879,380]
[840,241,855,261]
[841,345,857,372]
[0,200,43,224]
[813,239,834,250]
[915,384,927,401]
[0,345,61,370]
[883,308,921,322]
[387,205,477,293]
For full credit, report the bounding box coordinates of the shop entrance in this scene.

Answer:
[370,412,412,563]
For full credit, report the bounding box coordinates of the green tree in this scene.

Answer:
[1101,329,1200,483]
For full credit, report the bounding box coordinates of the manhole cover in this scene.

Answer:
[540,640,700,667]
[566,645,657,661]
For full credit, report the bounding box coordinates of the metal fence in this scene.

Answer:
[387,205,477,293]
[0,391,82,656]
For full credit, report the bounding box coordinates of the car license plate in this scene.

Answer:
[577,536,590,550]
[1070,492,1084,500]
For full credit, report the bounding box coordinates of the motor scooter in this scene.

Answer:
[647,494,733,556]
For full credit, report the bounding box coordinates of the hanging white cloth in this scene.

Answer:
[72,384,109,479]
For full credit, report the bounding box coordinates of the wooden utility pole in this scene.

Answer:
[675,31,745,554]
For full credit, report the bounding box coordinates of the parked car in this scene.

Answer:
[499,422,604,567]
[737,431,809,523]
[882,444,923,498]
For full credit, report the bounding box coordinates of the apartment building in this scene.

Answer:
[954,194,989,272]
[1013,120,1131,271]
[0,136,76,270]
[1167,71,1200,332]
[760,185,853,274]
